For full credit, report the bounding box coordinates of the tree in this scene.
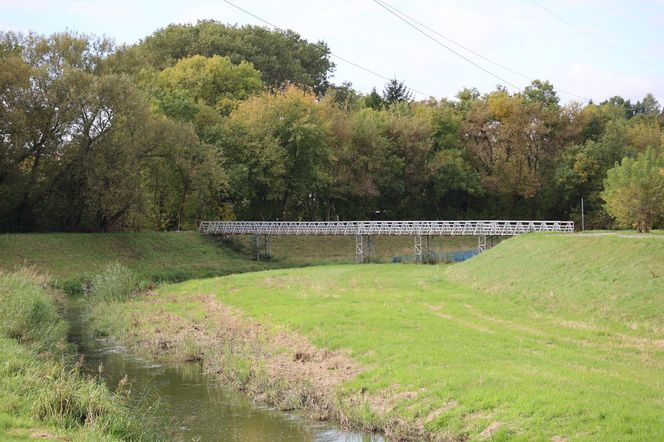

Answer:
[383,78,413,105]
[602,148,664,232]
[0,31,223,232]
[155,55,263,115]
[634,93,661,116]
[0,31,117,229]
[129,21,334,94]
[363,87,384,110]
[220,86,332,219]
[601,96,636,119]
[523,79,559,108]
[325,81,361,111]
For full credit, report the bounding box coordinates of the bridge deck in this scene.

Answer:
[199,220,574,236]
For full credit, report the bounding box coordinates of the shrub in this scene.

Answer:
[88,263,138,302]
[0,269,69,352]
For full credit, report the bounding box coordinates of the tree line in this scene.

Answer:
[1,22,663,232]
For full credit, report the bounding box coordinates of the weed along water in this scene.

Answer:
[67,307,382,442]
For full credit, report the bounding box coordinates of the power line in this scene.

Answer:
[618,0,664,33]
[372,0,523,92]
[221,0,435,98]
[375,0,591,102]
[528,0,660,70]
[377,0,531,82]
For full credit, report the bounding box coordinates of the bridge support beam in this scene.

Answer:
[355,235,374,263]
[252,234,273,261]
[414,235,431,263]
[477,234,487,254]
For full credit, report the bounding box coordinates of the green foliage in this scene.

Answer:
[154,54,263,118]
[362,87,384,110]
[602,148,664,232]
[2,26,664,230]
[382,78,413,105]
[0,31,224,232]
[221,86,333,219]
[0,270,68,353]
[523,79,559,108]
[132,20,333,94]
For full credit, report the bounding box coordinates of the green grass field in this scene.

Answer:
[142,232,664,440]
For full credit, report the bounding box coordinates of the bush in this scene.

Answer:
[88,263,138,302]
[0,269,69,352]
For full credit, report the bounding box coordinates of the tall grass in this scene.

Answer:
[0,269,161,441]
[88,263,139,302]
[0,268,68,353]
[0,337,158,440]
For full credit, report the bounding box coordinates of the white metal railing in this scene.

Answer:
[198,220,574,236]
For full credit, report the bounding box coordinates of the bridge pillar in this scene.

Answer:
[252,234,273,261]
[414,235,432,263]
[355,234,364,263]
[477,234,487,254]
[355,235,374,263]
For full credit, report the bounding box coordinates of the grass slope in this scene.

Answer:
[0,232,478,287]
[0,232,274,285]
[149,233,664,440]
[448,232,664,334]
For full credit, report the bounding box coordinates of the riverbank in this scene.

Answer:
[90,233,664,441]
[0,232,278,293]
[0,232,478,289]
[90,292,363,425]
[0,270,157,441]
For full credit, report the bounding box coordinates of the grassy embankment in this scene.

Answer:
[0,270,156,441]
[0,232,478,285]
[0,232,275,290]
[91,232,664,441]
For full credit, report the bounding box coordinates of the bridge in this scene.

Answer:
[199,220,574,263]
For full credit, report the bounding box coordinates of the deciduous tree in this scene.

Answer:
[602,148,664,232]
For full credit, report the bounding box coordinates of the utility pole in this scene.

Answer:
[581,197,585,232]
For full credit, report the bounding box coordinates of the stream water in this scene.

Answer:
[68,308,383,442]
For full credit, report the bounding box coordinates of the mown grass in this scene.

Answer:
[0,270,158,441]
[448,232,664,333]
[127,232,664,440]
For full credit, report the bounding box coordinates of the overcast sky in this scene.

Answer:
[2,0,663,104]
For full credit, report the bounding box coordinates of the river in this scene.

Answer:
[67,307,383,442]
